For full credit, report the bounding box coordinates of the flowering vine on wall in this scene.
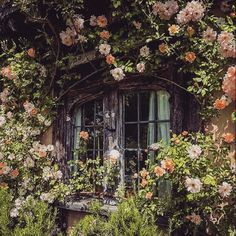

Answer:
[0,0,235,234]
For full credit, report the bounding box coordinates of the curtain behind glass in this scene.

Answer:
[147,92,156,162]
[73,108,82,171]
[156,90,170,143]
[156,91,171,200]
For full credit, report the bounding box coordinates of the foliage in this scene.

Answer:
[0,188,62,236]
[0,0,235,234]
[69,198,167,236]
[137,132,235,235]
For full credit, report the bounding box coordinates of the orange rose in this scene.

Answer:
[79,131,89,140]
[154,166,165,177]
[185,52,196,63]
[106,54,115,65]
[30,108,38,116]
[27,48,36,58]
[182,131,188,136]
[37,150,47,158]
[140,178,148,188]
[159,43,168,54]
[214,99,226,110]
[11,169,19,178]
[223,133,235,143]
[100,30,110,40]
[161,159,174,173]
[140,168,148,178]
[146,192,153,200]
[97,15,108,28]
[187,26,195,37]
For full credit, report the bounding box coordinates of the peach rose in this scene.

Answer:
[100,30,110,40]
[37,150,47,158]
[140,168,148,178]
[1,66,14,80]
[159,43,168,54]
[146,192,153,200]
[79,131,89,140]
[182,131,188,136]
[227,66,236,80]
[0,162,6,169]
[11,169,19,178]
[97,15,108,28]
[214,99,226,110]
[27,48,36,58]
[154,166,165,177]
[187,26,195,37]
[223,133,235,143]
[140,178,148,188]
[106,54,115,65]
[185,52,196,63]
[161,159,174,173]
[168,24,180,35]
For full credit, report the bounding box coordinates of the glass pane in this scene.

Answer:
[74,127,81,149]
[139,150,148,171]
[140,123,157,149]
[95,100,103,125]
[157,122,170,143]
[124,150,138,176]
[94,127,103,149]
[86,150,94,160]
[84,101,94,125]
[125,124,138,148]
[74,108,82,126]
[140,92,155,121]
[124,93,138,122]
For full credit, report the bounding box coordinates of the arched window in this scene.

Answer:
[72,90,170,186]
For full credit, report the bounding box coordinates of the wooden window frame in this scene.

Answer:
[53,74,201,182]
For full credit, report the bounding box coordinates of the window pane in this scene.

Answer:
[84,101,94,125]
[95,100,103,125]
[124,150,138,176]
[124,93,138,122]
[86,150,94,160]
[94,127,103,149]
[74,127,81,149]
[139,150,148,171]
[140,92,155,121]
[140,123,156,149]
[125,124,138,148]
[85,127,94,150]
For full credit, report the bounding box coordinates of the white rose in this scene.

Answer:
[110,68,125,81]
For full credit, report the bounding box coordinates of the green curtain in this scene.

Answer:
[73,108,82,171]
[156,90,170,143]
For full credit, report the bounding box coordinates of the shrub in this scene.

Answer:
[138,132,235,235]
[70,198,167,236]
[0,188,62,236]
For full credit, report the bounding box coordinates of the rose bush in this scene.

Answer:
[137,131,235,235]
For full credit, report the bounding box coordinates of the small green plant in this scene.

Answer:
[70,198,168,236]
[0,188,63,236]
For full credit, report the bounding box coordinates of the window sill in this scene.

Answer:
[58,196,117,214]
